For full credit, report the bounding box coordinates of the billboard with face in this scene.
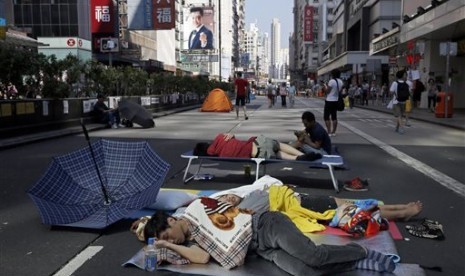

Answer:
[183,5,215,51]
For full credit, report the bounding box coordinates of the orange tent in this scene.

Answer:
[200,88,233,112]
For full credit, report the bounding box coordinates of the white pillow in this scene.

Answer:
[147,190,198,210]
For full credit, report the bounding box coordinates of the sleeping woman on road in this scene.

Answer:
[193,133,321,161]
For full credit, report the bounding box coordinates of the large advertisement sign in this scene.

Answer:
[91,0,114,34]
[127,0,175,30]
[91,0,114,53]
[182,5,215,51]
[303,5,314,43]
[153,0,175,30]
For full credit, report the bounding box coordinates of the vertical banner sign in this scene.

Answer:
[127,0,153,30]
[91,0,114,33]
[144,0,153,29]
[153,0,175,30]
[303,5,314,43]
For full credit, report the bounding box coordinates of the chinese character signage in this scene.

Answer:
[91,0,114,34]
[180,53,219,62]
[127,0,174,30]
[182,2,215,51]
[303,5,314,43]
[153,0,175,30]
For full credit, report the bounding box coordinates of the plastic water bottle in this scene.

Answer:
[145,237,157,272]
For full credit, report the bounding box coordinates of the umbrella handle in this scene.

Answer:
[80,118,111,205]
[80,118,90,142]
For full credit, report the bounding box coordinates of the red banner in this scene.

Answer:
[91,0,114,34]
[153,0,175,30]
[406,54,421,65]
[303,5,314,43]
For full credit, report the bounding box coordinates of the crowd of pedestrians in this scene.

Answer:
[0,82,19,100]
[0,82,44,100]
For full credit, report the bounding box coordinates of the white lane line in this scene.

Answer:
[53,246,103,276]
[340,121,465,198]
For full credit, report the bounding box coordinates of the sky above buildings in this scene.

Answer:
[245,0,293,48]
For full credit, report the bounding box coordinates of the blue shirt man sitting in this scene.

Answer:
[93,94,121,129]
[291,111,332,155]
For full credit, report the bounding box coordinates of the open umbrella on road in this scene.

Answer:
[27,139,170,229]
[119,100,155,128]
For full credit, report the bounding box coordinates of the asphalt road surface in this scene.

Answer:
[1,96,463,276]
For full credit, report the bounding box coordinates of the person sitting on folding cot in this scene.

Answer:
[193,133,321,161]
[290,111,332,155]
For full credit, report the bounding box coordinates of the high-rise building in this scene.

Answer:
[243,23,259,70]
[270,18,281,78]
[260,32,270,79]
[291,0,335,85]
[270,18,281,65]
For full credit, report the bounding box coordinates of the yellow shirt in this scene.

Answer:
[268,185,335,233]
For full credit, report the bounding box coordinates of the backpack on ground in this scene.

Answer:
[396,81,410,102]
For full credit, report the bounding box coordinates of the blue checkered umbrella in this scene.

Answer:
[28,139,170,229]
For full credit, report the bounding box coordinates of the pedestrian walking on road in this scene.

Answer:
[390,70,411,134]
[427,78,438,112]
[234,72,249,120]
[348,84,355,109]
[323,69,343,137]
[361,81,369,106]
[279,82,288,107]
[267,79,275,108]
[288,81,296,108]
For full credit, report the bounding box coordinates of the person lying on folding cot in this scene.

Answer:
[193,133,322,161]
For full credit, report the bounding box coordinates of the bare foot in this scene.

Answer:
[404,201,423,221]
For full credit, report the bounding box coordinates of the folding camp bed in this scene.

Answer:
[180,151,345,192]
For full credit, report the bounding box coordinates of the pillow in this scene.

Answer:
[182,198,252,269]
[147,190,198,210]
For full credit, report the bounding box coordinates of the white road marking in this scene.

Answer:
[340,121,465,197]
[53,246,103,276]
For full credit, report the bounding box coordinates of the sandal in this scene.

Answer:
[408,228,445,240]
[406,218,441,232]
[343,177,369,192]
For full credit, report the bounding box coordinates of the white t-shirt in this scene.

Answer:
[288,85,296,95]
[326,78,343,102]
[389,79,413,94]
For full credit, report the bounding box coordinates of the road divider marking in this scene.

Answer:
[53,246,103,276]
[341,121,465,197]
